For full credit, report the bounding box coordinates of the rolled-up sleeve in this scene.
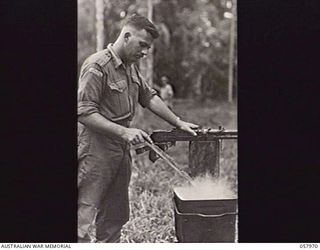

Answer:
[78,64,104,117]
[136,69,157,108]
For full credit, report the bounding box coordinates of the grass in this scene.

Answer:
[120,98,237,243]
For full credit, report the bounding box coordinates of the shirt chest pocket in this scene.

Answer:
[105,79,131,120]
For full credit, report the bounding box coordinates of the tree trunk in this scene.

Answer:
[228,0,236,103]
[147,0,154,87]
[135,0,153,127]
[95,0,104,52]
[193,69,205,101]
[139,0,153,87]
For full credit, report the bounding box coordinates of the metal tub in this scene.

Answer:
[173,188,237,242]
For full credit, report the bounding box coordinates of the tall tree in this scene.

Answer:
[96,0,105,51]
[228,0,236,102]
[147,0,154,87]
[139,0,154,87]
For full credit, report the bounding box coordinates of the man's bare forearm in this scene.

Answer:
[147,95,180,126]
[147,95,198,135]
[78,113,126,138]
[79,113,153,144]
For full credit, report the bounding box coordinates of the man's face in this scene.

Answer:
[124,29,153,64]
[161,76,169,85]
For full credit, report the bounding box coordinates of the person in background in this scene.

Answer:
[156,75,174,110]
[77,13,198,243]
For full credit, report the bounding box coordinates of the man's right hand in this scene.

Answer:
[121,128,153,145]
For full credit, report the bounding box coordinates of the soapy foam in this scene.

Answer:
[174,174,236,200]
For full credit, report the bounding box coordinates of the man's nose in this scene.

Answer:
[141,48,148,56]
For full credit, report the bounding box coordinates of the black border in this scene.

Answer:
[238,0,320,242]
[1,0,78,242]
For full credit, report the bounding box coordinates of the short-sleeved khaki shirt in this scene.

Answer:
[78,44,156,124]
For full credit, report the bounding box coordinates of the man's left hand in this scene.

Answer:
[176,120,199,136]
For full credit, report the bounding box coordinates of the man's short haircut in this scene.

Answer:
[124,13,159,39]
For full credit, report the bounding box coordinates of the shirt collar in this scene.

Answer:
[107,44,124,69]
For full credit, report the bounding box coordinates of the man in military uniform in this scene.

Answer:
[77,14,198,242]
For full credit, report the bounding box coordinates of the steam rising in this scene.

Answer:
[174,174,236,200]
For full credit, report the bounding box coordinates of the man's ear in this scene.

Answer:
[124,32,131,42]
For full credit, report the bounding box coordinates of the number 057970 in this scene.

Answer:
[300,244,319,248]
